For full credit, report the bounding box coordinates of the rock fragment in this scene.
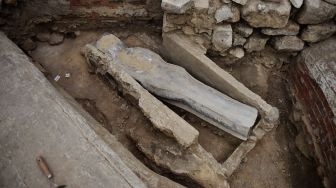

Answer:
[36,32,50,42]
[232,0,248,5]
[261,20,300,36]
[233,33,247,46]
[244,33,269,52]
[272,36,304,51]
[215,4,240,23]
[289,0,303,8]
[296,0,336,24]
[229,47,245,58]
[193,0,209,11]
[21,38,37,51]
[49,33,64,45]
[233,22,253,37]
[301,22,336,43]
[161,0,193,14]
[212,25,233,52]
[241,0,291,28]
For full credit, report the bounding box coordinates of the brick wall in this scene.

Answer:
[291,60,336,187]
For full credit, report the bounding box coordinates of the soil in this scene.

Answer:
[29,28,323,188]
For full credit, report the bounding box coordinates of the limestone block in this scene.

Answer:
[161,0,193,14]
[212,25,233,53]
[244,33,269,52]
[301,22,336,43]
[233,22,253,37]
[261,20,300,36]
[193,0,209,11]
[272,36,305,51]
[233,33,247,46]
[241,0,291,28]
[296,0,336,24]
[215,4,240,23]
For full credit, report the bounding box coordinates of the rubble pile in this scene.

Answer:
[162,0,336,59]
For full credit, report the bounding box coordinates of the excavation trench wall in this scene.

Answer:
[0,0,162,42]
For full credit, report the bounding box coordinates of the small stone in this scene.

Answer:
[193,0,209,11]
[215,4,240,23]
[232,0,248,5]
[272,36,304,51]
[241,0,291,28]
[301,22,336,43]
[233,33,247,46]
[21,38,37,51]
[161,0,193,14]
[229,47,245,58]
[49,33,64,45]
[296,0,336,24]
[212,25,233,52]
[36,32,50,42]
[233,23,253,37]
[182,26,195,35]
[51,26,58,31]
[244,33,269,52]
[74,31,81,37]
[289,0,303,8]
[261,20,300,36]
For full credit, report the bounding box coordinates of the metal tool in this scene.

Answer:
[36,156,66,188]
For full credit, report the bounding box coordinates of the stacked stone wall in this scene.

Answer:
[162,0,336,59]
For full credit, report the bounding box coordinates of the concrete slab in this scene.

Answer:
[0,32,146,188]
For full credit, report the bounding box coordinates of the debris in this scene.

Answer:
[54,75,60,82]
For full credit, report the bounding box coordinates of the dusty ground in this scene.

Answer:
[29,29,322,188]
